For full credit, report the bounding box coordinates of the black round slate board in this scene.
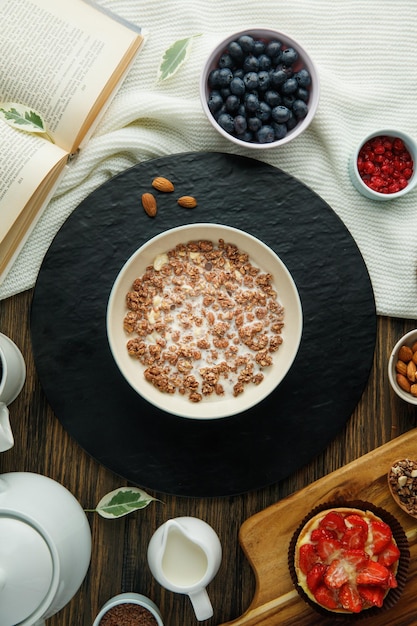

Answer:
[30,152,376,497]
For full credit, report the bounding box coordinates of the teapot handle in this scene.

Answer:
[0,402,14,452]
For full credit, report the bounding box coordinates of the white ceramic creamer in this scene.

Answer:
[0,333,26,452]
[0,472,91,626]
[147,516,222,621]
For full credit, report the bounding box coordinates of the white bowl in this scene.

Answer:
[200,27,320,149]
[350,129,417,201]
[93,592,163,626]
[107,224,303,420]
[388,329,417,405]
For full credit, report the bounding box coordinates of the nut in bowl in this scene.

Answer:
[200,28,320,148]
[350,129,417,200]
[388,329,417,405]
[107,224,303,420]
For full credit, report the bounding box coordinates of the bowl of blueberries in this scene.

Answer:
[200,28,319,148]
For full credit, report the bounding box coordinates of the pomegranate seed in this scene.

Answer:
[357,134,414,194]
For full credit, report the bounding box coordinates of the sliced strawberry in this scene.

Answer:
[377,541,400,567]
[306,563,327,593]
[299,543,318,574]
[319,511,346,535]
[370,520,392,554]
[341,525,367,550]
[316,537,342,562]
[345,514,369,534]
[387,571,398,589]
[358,585,385,608]
[342,548,369,570]
[311,527,337,542]
[324,558,349,589]
[356,561,390,586]
[314,584,339,610]
[339,582,363,613]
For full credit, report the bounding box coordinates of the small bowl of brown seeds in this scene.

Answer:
[93,593,164,626]
[388,459,417,519]
[388,329,417,405]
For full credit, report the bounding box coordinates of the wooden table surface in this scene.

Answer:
[1,289,416,626]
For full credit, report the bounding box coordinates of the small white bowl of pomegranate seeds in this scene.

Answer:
[351,130,417,200]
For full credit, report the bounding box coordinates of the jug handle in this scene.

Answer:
[188,587,213,621]
[0,403,14,452]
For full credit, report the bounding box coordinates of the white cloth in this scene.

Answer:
[1,0,417,319]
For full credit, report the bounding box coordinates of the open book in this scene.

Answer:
[0,0,146,284]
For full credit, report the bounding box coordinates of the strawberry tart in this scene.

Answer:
[289,504,409,617]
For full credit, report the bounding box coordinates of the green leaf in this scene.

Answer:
[0,102,46,133]
[158,34,201,82]
[92,487,160,519]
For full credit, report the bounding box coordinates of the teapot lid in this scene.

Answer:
[0,515,54,626]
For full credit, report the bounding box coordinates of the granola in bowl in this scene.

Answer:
[107,224,302,419]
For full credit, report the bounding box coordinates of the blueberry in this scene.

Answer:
[281,47,298,65]
[230,77,245,97]
[258,54,272,71]
[281,78,298,95]
[282,94,296,108]
[272,122,287,140]
[270,69,287,88]
[226,94,240,113]
[295,68,311,87]
[256,101,271,122]
[238,34,255,52]
[208,69,221,89]
[237,103,246,117]
[257,70,270,91]
[220,87,231,99]
[286,110,297,130]
[266,40,282,58]
[233,68,245,80]
[264,90,281,108]
[217,112,235,133]
[219,53,235,69]
[228,41,244,61]
[243,54,259,73]
[271,105,290,123]
[253,39,266,56]
[296,87,309,102]
[208,92,223,114]
[243,71,259,90]
[244,92,259,113]
[218,67,233,87]
[248,117,262,132]
[292,99,308,118]
[240,130,254,142]
[234,114,247,135]
[257,125,275,143]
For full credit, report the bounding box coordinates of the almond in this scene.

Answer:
[397,373,411,393]
[398,345,413,362]
[395,360,407,376]
[407,360,417,383]
[141,192,157,217]
[177,195,197,209]
[152,176,174,192]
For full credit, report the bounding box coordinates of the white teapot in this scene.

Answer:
[0,471,91,626]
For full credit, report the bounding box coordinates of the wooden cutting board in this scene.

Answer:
[219,428,417,626]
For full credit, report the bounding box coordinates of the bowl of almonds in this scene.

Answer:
[388,329,417,404]
[107,223,303,419]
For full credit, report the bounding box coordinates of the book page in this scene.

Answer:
[0,0,143,152]
[0,123,67,242]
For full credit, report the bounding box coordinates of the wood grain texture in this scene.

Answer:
[0,289,416,626]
